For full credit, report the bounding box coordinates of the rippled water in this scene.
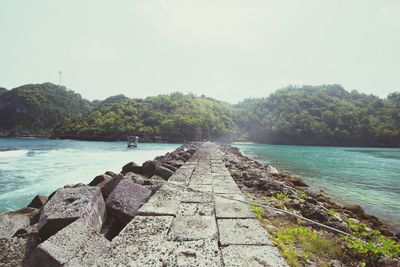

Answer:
[234,143,400,232]
[0,138,179,212]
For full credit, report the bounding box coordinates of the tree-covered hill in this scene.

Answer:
[236,85,400,146]
[0,87,7,96]
[0,83,92,136]
[0,82,399,146]
[54,92,237,142]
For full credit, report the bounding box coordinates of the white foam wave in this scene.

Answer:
[0,150,30,158]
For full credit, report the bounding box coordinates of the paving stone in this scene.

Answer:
[222,245,289,267]
[173,239,222,267]
[138,183,182,216]
[32,219,109,267]
[177,203,215,216]
[216,202,255,219]
[213,182,241,194]
[182,189,214,203]
[38,185,106,240]
[218,219,272,246]
[168,216,218,241]
[189,184,213,193]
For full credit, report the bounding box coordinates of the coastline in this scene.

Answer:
[224,144,399,237]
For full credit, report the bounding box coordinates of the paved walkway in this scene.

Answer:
[107,142,288,266]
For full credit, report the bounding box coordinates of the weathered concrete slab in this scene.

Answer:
[38,185,105,241]
[182,189,214,203]
[32,219,109,267]
[173,239,222,267]
[177,203,215,216]
[112,215,174,245]
[213,180,241,194]
[138,183,182,216]
[190,184,213,193]
[218,219,272,246]
[105,178,152,223]
[222,245,289,267]
[215,202,255,219]
[168,216,218,241]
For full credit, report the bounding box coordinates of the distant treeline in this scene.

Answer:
[0,83,399,146]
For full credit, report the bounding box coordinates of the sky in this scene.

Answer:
[0,0,399,103]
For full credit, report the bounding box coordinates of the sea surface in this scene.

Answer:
[234,143,400,232]
[0,138,180,212]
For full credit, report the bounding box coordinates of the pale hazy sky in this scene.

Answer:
[1,1,399,103]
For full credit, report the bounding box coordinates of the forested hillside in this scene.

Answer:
[0,83,92,136]
[236,85,400,146]
[54,92,237,142]
[1,83,399,146]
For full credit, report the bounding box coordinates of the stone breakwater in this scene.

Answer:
[221,144,400,266]
[0,142,289,267]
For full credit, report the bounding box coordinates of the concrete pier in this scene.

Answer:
[106,142,288,266]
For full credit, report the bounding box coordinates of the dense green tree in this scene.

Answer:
[0,83,92,136]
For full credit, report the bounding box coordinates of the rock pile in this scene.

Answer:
[0,143,199,267]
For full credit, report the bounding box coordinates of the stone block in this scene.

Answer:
[167,216,217,241]
[215,202,255,219]
[177,203,215,216]
[156,165,174,180]
[38,186,105,241]
[138,183,182,216]
[88,174,113,188]
[32,219,109,267]
[121,161,142,174]
[221,245,289,267]
[0,208,37,238]
[105,178,152,223]
[182,189,214,203]
[218,219,271,246]
[0,235,38,267]
[28,195,48,209]
[173,239,222,267]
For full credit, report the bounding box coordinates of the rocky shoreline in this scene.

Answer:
[220,144,400,266]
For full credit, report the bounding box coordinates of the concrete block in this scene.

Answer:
[217,219,271,246]
[105,178,152,223]
[32,219,109,267]
[38,186,105,241]
[222,245,289,267]
[177,203,215,216]
[181,189,213,203]
[167,216,217,241]
[138,183,182,216]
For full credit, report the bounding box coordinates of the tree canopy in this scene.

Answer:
[1,83,399,146]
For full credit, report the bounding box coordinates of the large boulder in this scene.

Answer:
[142,160,160,177]
[38,185,106,241]
[28,195,48,209]
[0,207,38,238]
[161,163,178,172]
[156,165,174,180]
[105,178,152,223]
[121,161,142,174]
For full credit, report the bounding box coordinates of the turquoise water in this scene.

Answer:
[0,138,179,212]
[234,143,400,232]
